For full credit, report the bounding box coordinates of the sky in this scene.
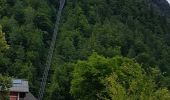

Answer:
[167,0,170,4]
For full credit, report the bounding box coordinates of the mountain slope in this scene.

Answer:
[46,0,170,99]
[0,0,170,99]
[0,0,55,96]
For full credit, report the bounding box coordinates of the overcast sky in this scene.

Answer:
[167,0,170,3]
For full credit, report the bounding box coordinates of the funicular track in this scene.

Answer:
[38,0,65,100]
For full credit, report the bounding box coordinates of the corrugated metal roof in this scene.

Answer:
[10,79,29,92]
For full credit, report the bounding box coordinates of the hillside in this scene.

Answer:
[0,0,170,100]
[47,0,170,99]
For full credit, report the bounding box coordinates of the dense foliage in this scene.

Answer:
[47,0,170,99]
[0,74,11,100]
[0,0,56,95]
[0,0,170,99]
[71,53,170,100]
[0,26,11,99]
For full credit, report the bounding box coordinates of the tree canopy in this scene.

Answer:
[0,25,9,52]
[0,74,11,100]
[0,0,170,99]
[71,53,170,100]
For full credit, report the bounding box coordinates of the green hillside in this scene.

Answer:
[0,0,170,100]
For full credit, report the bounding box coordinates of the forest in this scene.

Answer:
[0,0,170,100]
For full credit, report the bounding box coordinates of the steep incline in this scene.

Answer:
[46,0,170,99]
[38,0,65,100]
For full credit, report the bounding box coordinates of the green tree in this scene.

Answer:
[58,36,76,62]
[0,25,9,52]
[0,0,7,17]
[70,53,170,100]
[0,25,9,73]
[0,74,11,100]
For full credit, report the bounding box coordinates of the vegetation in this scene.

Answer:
[47,0,170,99]
[0,0,170,99]
[0,21,11,100]
[71,53,170,100]
[0,75,11,100]
[0,0,55,95]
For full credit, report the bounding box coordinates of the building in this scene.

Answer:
[9,79,37,100]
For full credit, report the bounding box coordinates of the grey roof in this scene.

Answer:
[10,79,29,92]
[24,92,37,100]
